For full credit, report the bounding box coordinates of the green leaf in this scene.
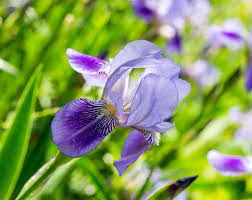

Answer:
[16,151,72,200]
[0,66,42,200]
[146,176,198,200]
[32,158,78,199]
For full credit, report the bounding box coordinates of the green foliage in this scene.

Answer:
[0,65,42,200]
[0,0,252,199]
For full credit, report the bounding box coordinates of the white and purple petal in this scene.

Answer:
[51,98,118,157]
[114,130,153,176]
[66,48,110,87]
[207,150,252,176]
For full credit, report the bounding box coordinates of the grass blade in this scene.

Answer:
[0,66,42,200]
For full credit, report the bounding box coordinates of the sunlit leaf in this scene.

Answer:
[0,66,42,200]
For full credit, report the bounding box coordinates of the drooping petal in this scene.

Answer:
[245,62,252,92]
[207,150,252,176]
[165,32,182,55]
[114,130,153,176]
[66,48,110,87]
[132,0,154,22]
[125,74,179,129]
[51,98,118,157]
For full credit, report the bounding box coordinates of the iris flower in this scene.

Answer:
[207,19,246,50]
[183,60,220,88]
[208,150,252,176]
[245,28,252,92]
[51,40,190,175]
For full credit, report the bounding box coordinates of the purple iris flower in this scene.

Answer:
[207,150,252,176]
[183,60,220,88]
[131,0,189,29]
[207,19,246,50]
[165,31,182,55]
[188,0,211,27]
[51,40,191,175]
[245,28,252,91]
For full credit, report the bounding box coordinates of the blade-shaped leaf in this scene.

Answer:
[0,66,42,200]
[146,176,198,200]
[32,159,79,199]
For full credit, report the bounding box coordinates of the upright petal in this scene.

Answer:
[125,73,179,129]
[114,130,153,176]
[66,48,110,87]
[207,150,252,176]
[111,40,162,74]
[51,98,118,157]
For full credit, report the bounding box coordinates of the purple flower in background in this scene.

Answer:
[207,19,246,50]
[188,0,211,27]
[245,28,252,91]
[165,31,182,55]
[207,150,252,176]
[228,107,252,141]
[51,40,190,175]
[183,60,220,88]
[131,0,190,30]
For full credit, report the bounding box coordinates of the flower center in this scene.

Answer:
[102,104,117,117]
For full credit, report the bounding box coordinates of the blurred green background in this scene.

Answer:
[0,0,252,199]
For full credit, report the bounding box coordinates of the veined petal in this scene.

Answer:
[207,150,252,176]
[51,98,118,157]
[66,48,110,87]
[114,130,153,176]
[125,74,179,129]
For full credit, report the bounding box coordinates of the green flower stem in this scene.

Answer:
[16,151,72,200]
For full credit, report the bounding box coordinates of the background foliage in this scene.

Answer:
[0,0,252,199]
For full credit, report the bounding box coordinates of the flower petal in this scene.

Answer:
[111,40,162,73]
[125,73,179,129]
[165,32,182,55]
[173,78,191,101]
[51,98,118,157]
[132,0,154,22]
[146,122,175,133]
[245,62,252,92]
[66,48,110,87]
[207,150,252,176]
[113,130,152,176]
